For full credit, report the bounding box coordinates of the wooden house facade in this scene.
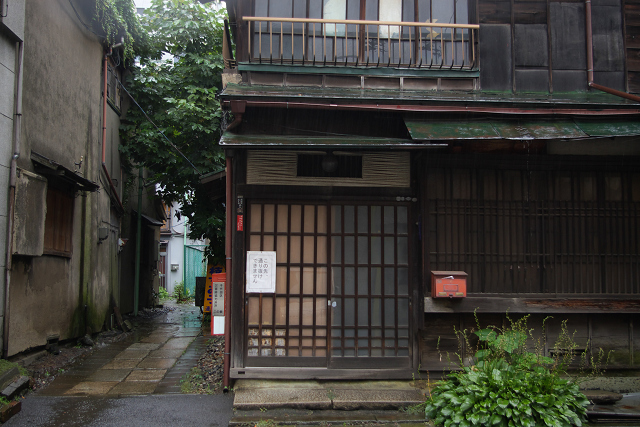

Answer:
[219,0,640,380]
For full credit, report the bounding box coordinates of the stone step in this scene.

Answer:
[229,409,427,426]
[233,380,429,411]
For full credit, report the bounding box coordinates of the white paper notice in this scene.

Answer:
[246,251,276,293]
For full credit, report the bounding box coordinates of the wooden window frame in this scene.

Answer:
[43,186,75,258]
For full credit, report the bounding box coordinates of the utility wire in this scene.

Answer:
[114,75,202,176]
[68,0,102,37]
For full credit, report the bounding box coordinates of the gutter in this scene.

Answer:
[3,40,23,358]
[585,0,640,102]
[221,100,640,116]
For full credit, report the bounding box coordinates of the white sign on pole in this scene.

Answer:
[246,251,276,293]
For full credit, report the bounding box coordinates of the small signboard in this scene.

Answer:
[204,265,224,314]
[246,251,276,293]
[210,271,226,336]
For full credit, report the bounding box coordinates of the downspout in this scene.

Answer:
[585,0,640,102]
[223,155,232,390]
[226,100,246,132]
[3,40,23,358]
[134,167,142,316]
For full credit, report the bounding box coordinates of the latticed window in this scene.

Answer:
[246,201,412,368]
[426,168,640,295]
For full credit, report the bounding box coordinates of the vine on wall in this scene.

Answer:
[94,0,145,61]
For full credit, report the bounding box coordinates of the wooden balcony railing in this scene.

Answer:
[244,17,479,70]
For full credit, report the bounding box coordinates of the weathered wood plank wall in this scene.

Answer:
[420,313,640,370]
[479,0,626,92]
[626,0,640,91]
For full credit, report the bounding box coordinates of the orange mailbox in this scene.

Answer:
[431,271,467,298]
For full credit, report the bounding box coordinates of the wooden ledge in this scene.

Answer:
[425,297,640,314]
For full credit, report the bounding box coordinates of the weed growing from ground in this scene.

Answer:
[425,313,604,427]
[180,367,211,394]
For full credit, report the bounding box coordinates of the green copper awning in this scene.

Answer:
[573,120,640,137]
[405,118,640,141]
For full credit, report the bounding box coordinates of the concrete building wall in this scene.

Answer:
[6,0,118,355]
[0,0,25,356]
[0,33,15,357]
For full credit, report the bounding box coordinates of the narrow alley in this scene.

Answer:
[3,302,234,426]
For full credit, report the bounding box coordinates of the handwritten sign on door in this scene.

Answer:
[246,251,276,293]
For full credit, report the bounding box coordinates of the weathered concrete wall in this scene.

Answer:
[7,0,118,355]
[0,0,25,356]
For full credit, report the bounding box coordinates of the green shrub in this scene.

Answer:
[425,315,592,427]
[172,281,191,303]
[158,287,170,300]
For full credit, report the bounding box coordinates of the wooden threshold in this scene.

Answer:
[231,367,414,380]
[425,297,640,314]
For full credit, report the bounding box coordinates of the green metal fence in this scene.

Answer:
[184,244,207,297]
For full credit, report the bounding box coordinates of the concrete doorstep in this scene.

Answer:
[233,380,428,411]
[231,380,430,426]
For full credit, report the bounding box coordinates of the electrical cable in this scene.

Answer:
[68,0,102,38]
[114,75,202,176]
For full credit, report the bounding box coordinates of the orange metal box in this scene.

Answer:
[431,271,468,298]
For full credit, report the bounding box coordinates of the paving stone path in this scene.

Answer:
[35,302,209,397]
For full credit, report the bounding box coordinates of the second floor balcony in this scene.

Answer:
[242,16,479,71]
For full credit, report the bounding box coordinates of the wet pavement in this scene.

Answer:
[3,302,235,426]
[33,301,206,397]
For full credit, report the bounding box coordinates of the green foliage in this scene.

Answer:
[120,0,226,264]
[158,286,170,300]
[94,0,146,61]
[425,315,592,427]
[180,367,205,393]
[172,281,191,303]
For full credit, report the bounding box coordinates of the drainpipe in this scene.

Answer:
[585,0,640,102]
[226,101,246,132]
[134,167,143,316]
[223,155,232,390]
[3,41,23,358]
[585,0,594,85]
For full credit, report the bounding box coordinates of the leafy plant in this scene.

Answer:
[158,287,170,300]
[180,367,205,393]
[172,281,191,302]
[119,0,227,265]
[425,315,593,427]
[94,0,147,61]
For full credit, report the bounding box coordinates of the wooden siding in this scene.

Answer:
[480,0,626,92]
[420,313,640,370]
[626,0,640,92]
